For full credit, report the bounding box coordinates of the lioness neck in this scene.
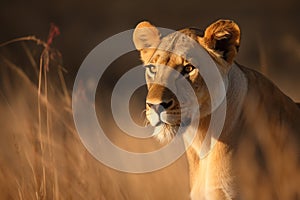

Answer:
[184,63,247,153]
[183,63,248,199]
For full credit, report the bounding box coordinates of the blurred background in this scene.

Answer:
[1,0,300,100]
[0,0,299,199]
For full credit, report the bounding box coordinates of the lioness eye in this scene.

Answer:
[145,64,157,74]
[183,64,195,74]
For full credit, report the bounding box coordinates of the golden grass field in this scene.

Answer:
[0,35,191,199]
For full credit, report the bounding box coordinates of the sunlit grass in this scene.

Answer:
[0,27,189,200]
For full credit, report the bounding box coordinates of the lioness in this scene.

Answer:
[133,19,300,199]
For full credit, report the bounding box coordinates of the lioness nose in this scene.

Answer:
[147,99,174,113]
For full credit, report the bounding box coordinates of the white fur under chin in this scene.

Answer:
[152,124,179,143]
[149,107,198,143]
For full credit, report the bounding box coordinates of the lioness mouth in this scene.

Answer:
[147,109,191,128]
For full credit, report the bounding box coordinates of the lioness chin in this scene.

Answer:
[133,19,300,200]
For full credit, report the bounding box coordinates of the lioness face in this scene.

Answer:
[144,50,206,141]
[133,20,240,142]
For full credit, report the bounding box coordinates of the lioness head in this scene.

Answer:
[133,19,240,142]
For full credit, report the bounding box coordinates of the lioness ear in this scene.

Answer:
[133,21,160,63]
[203,19,240,64]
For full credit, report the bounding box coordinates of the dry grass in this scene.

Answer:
[0,28,189,200]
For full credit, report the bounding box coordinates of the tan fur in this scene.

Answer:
[133,19,300,199]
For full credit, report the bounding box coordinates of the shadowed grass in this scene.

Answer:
[0,27,190,200]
